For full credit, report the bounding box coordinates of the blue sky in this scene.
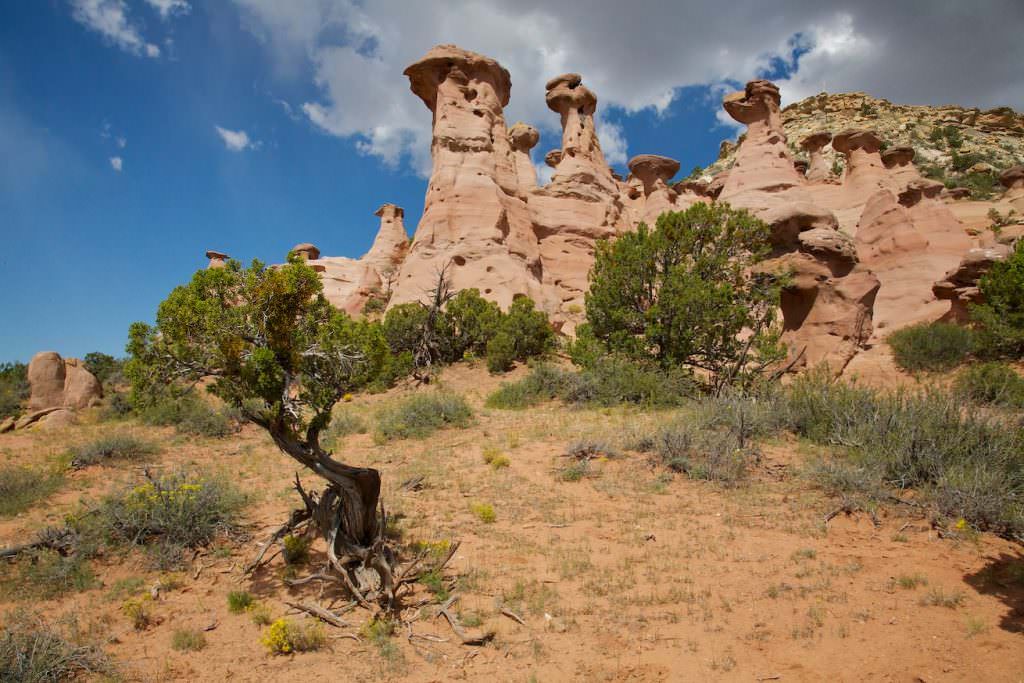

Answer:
[2,1,1021,362]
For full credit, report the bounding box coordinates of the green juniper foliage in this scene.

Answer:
[584,203,785,391]
[972,239,1024,358]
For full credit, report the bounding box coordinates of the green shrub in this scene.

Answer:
[382,303,431,355]
[562,357,696,407]
[954,362,1024,407]
[972,239,1024,358]
[959,171,998,199]
[0,610,111,682]
[0,361,29,420]
[485,331,516,373]
[68,433,159,468]
[0,466,63,517]
[887,322,972,372]
[83,352,124,387]
[583,203,785,391]
[784,372,1024,538]
[282,534,311,565]
[649,404,763,486]
[94,470,244,569]
[486,359,695,409]
[376,391,472,440]
[470,502,496,523]
[486,364,575,409]
[440,289,503,362]
[171,628,207,652]
[227,591,254,614]
[140,395,240,437]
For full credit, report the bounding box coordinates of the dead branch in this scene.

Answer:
[285,600,355,628]
[500,608,526,626]
[437,595,495,646]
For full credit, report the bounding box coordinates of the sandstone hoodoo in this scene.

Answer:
[15,351,103,430]
[205,249,229,269]
[800,131,833,182]
[291,243,321,261]
[232,44,1021,376]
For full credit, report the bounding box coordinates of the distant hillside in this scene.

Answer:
[706,92,1024,199]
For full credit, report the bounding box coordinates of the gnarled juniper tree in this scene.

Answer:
[126,255,410,607]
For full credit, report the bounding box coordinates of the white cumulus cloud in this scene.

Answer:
[70,0,161,58]
[109,156,123,171]
[230,0,1024,177]
[215,125,260,152]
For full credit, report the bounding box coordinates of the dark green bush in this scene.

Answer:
[382,303,431,356]
[83,352,124,386]
[485,331,516,373]
[0,466,63,517]
[440,289,503,362]
[139,395,240,437]
[959,171,998,199]
[68,433,159,468]
[972,239,1024,358]
[0,610,111,682]
[376,391,473,440]
[954,362,1024,407]
[0,361,29,419]
[584,203,784,391]
[887,322,972,372]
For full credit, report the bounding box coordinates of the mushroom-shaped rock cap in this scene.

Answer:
[627,154,681,186]
[545,72,597,115]
[800,131,833,151]
[831,129,883,155]
[1000,165,1024,188]
[291,243,321,260]
[881,146,916,168]
[374,203,404,218]
[544,149,563,168]
[898,179,944,206]
[508,122,540,151]
[722,79,782,123]
[404,44,511,109]
[205,250,228,260]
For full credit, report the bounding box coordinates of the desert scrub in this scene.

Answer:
[171,628,207,652]
[0,610,112,682]
[95,469,244,569]
[322,410,367,448]
[68,432,159,468]
[486,359,695,409]
[360,617,402,662]
[485,363,575,409]
[0,465,63,517]
[122,597,156,631]
[785,372,1024,539]
[139,394,241,437]
[261,618,325,655]
[482,446,510,469]
[954,362,1024,407]
[887,322,972,372]
[470,502,496,523]
[0,549,96,601]
[227,591,254,614]
[376,391,472,440]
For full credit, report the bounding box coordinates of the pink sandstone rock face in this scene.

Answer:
[800,132,833,183]
[27,351,102,412]
[719,80,878,374]
[311,204,410,315]
[933,244,1012,321]
[389,45,545,311]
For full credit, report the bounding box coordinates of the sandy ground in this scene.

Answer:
[1,363,1022,682]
